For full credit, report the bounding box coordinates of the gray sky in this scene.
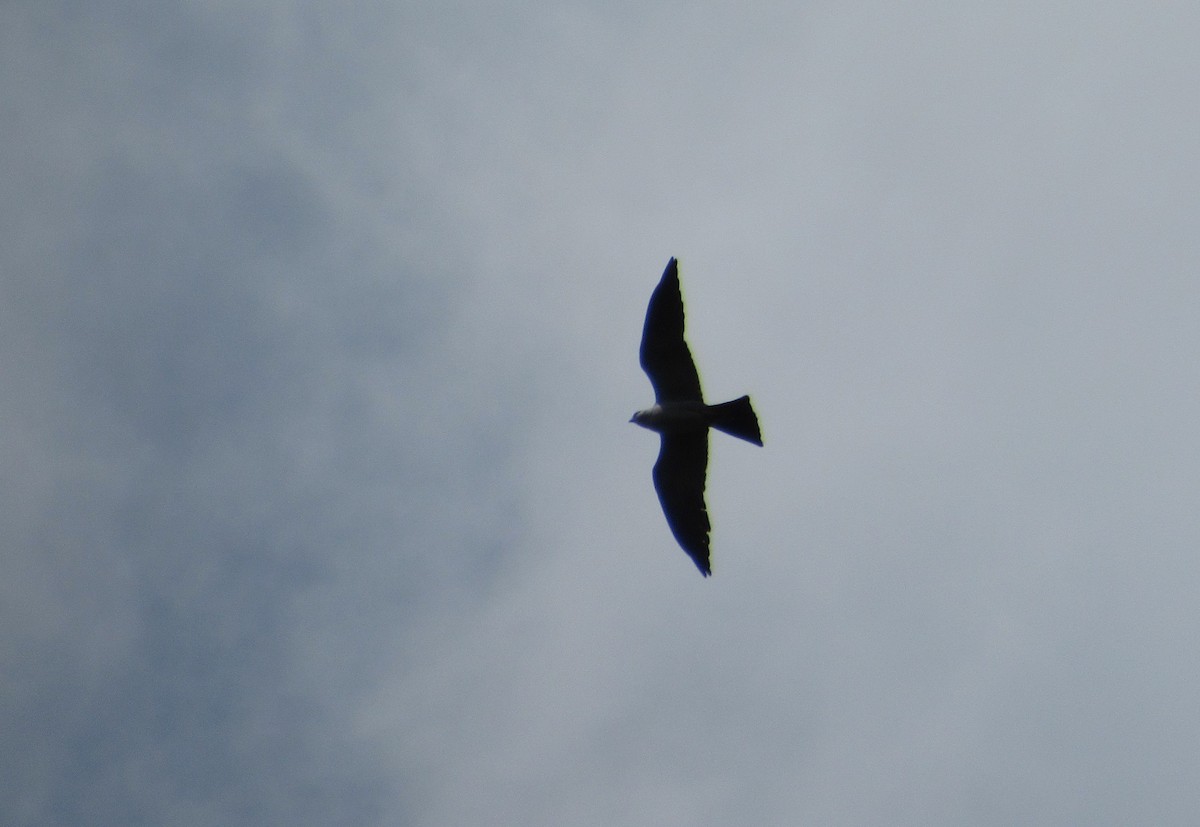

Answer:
[5,2,1200,824]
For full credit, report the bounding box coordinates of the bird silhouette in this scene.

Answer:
[631,258,762,576]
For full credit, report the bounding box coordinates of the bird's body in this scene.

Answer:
[630,401,710,433]
[632,258,761,576]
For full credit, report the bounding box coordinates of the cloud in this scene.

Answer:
[0,3,510,823]
[5,2,1200,825]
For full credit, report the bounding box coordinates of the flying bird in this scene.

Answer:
[631,257,762,576]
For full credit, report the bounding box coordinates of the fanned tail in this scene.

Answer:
[709,395,762,446]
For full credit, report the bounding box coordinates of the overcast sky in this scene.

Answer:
[5,2,1200,825]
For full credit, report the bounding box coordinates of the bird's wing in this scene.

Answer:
[652,432,711,575]
[639,258,703,403]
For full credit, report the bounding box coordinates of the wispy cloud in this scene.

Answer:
[4,2,1200,825]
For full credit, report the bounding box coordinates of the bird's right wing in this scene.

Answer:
[652,432,711,576]
[639,258,703,403]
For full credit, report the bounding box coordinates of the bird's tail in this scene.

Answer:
[709,395,763,446]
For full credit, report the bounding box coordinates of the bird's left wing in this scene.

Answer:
[639,258,703,403]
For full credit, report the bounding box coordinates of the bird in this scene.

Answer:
[631,257,762,576]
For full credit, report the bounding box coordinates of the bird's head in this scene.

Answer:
[630,405,660,430]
